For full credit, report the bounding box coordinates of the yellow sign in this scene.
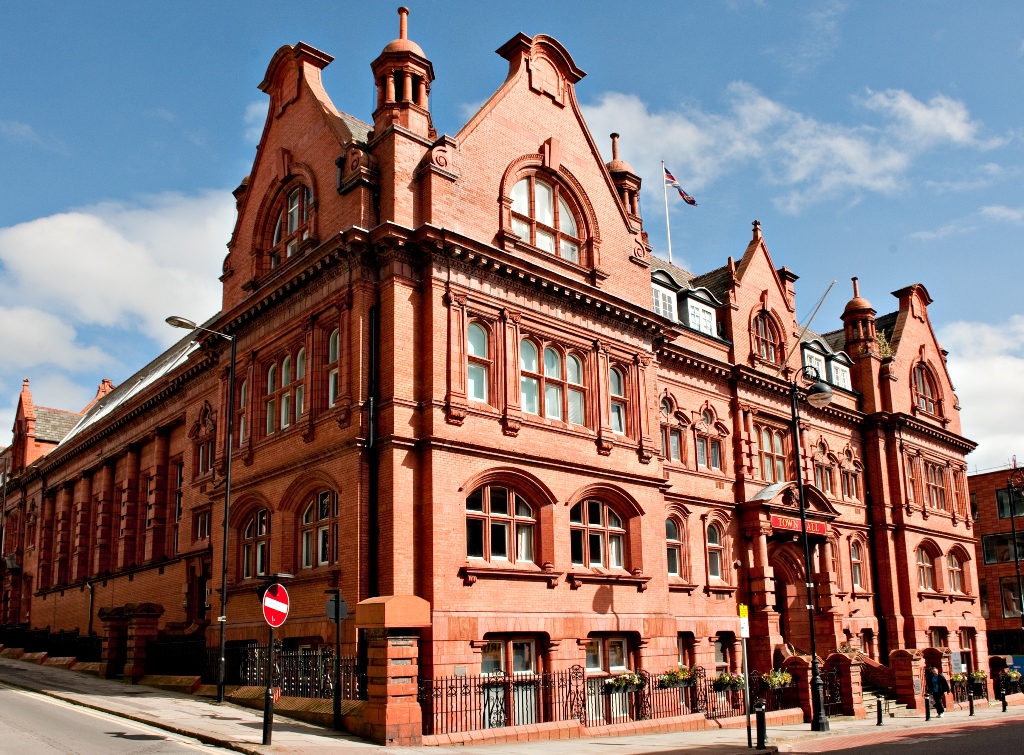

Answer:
[738,604,748,619]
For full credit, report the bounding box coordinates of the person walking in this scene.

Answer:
[928,666,950,718]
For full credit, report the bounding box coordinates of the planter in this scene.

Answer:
[604,683,643,694]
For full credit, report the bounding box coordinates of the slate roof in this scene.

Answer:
[58,329,204,449]
[33,407,83,443]
[649,255,695,288]
[689,265,732,302]
[326,111,372,145]
[875,312,898,344]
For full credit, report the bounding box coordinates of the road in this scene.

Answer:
[0,682,218,754]
[784,717,1024,754]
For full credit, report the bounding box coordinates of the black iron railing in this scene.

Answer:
[999,672,1022,699]
[0,624,101,662]
[820,668,843,717]
[749,669,798,712]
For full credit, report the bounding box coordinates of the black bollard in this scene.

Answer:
[1003,683,1009,713]
[968,687,975,717]
[755,698,767,750]
[876,691,884,726]
[925,691,931,721]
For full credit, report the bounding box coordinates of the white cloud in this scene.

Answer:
[941,316,1024,471]
[244,101,268,144]
[909,222,976,241]
[0,191,234,345]
[0,306,109,371]
[582,83,1002,215]
[981,204,1024,224]
[0,120,66,153]
[860,88,1006,150]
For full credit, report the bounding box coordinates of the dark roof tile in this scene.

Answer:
[34,407,83,443]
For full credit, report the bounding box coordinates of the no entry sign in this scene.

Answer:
[262,583,290,627]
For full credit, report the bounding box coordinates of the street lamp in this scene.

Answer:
[1006,469,1024,632]
[789,364,833,732]
[167,315,237,704]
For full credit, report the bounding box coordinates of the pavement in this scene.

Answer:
[0,656,1020,755]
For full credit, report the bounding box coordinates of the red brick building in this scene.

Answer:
[0,6,984,715]
[968,466,1024,670]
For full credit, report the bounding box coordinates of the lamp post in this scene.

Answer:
[789,364,834,732]
[1006,469,1024,632]
[167,315,237,703]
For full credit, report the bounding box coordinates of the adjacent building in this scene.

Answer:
[0,7,984,709]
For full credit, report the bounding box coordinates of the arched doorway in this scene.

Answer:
[770,547,812,656]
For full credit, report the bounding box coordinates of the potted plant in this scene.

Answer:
[603,671,646,694]
[760,669,793,689]
[713,672,745,691]
[1004,670,1021,682]
[950,672,966,684]
[658,666,695,689]
[970,670,988,683]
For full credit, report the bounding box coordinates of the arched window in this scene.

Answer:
[751,313,780,364]
[758,427,786,483]
[467,322,490,403]
[947,552,964,593]
[300,490,337,569]
[327,329,340,407]
[666,518,683,577]
[238,379,248,447]
[814,442,834,494]
[661,399,682,463]
[913,363,940,416]
[265,364,277,435]
[520,339,586,425]
[570,500,625,568]
[925,462,947,510]
[609,367,627,435]
[295,348,306,417]
[917,546,935,591]
[707,523,724,580]
[510,176,582,264]
[466,485,535,563]
[851,541,864,589]
[696,409,723,471]
[242,509,270,579]
[268,185,313,270]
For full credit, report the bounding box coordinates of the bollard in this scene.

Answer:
[925,692,931,721]
[1003,684,1009,713]
[755,698,767,750]
[876,691,884,726]
[968,687,975,717]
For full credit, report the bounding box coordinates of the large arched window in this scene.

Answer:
[510,176,583,264]
[660,399,683,463]
[758,427,787,483]
[466,485,535,563]
[913,363,941,416]
[751,313,781,364]
[268,185,314,270]
[237,379,248,447]
[265,348,305,435]
[520,339,587,425]
[695,409,723,471]
[467,322,490,403]
[300,490,337,569]
[917,546,935,591]
[265,364,277,436]
[947,552,964,593]
[707,523,724,580]
[570,500,625,569]
[242,508,270,579]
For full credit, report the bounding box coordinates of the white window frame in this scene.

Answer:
[687,300,715,336]
[830,362,851,390]
[803,349,826,380]
[652,284,676,321]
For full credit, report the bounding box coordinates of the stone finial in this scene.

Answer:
[398,6,409,39]
[752,219,762,240]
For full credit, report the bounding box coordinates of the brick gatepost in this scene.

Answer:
[355,595,431,746]
[889,648,924,710]
[122,602,165,683]
[826,652,866,718]
[781,655,813,722]
[97,606,127,679]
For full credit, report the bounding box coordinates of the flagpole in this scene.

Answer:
[662,160,673,264]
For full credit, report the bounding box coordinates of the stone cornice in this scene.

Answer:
[870,412,977,453]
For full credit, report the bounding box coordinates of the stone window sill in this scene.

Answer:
[459,563,562,588]
[566,570,651,592]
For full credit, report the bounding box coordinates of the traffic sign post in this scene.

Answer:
[325,590,349,731]
[259,577,292,746]
[739,604,752,748]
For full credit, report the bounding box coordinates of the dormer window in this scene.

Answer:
[830,363,851,391]
[652,284,676,321]
[803,349,826,380]
[269,185,313,270]
[686,300,715,336]
[913,363,941,416]
[510,176,582,264]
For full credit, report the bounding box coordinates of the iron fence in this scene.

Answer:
[749,669,798,712]
[820,668,843,717]
[999,672,1022,699]
[0,624,101,662]
[695,667,746,720]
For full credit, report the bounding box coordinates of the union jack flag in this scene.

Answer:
[664,166,697,206]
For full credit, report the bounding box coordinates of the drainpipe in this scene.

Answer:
[862,425,888,662]
[86,580,94,636]
[367,304,380,598]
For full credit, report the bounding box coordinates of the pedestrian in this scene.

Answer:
[928,666,950,718]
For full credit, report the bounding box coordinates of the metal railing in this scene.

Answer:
[0,624,101,662]
[998,672,1022,699]
[820,668,843,717]
[749,669,798,712]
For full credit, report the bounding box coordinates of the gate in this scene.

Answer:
[820,668,843,717]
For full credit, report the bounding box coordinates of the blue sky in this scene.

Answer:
[1,1,1022,469]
